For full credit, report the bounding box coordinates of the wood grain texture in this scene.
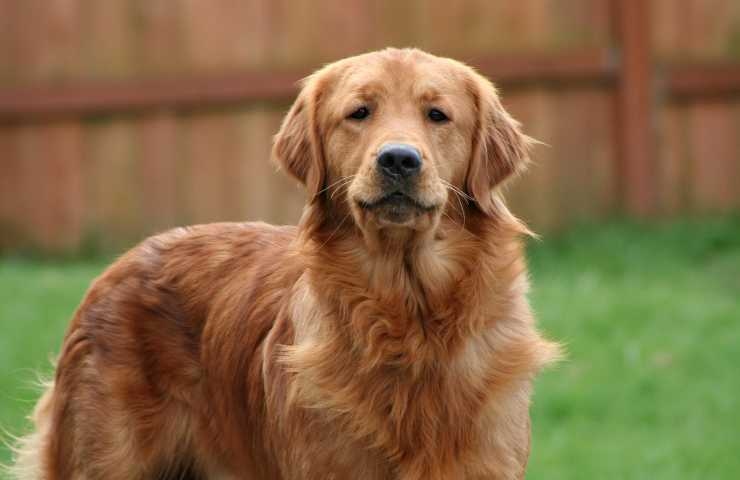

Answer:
[0,0,738,253]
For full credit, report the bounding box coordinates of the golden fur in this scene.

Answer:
[9,48,558,479]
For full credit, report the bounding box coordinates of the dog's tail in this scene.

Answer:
[4,379,55,480]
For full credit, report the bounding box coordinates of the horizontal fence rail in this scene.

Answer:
[0,50,620,122]
[666,63,740,99]
[3,56,738,121]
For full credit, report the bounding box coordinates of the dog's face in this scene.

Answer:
[324,52,471,231]
[273,48,531,236]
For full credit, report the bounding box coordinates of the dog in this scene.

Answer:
[10,48,559,479]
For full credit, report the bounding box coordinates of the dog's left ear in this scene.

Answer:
[272,75,325,201]
[466,74,534,217]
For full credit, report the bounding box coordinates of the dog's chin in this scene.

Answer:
[355,192,439,229]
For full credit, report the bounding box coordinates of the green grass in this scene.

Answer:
[527,216,740,479]
[0,216,739,478]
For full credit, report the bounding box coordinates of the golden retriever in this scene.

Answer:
[10,48,558,480]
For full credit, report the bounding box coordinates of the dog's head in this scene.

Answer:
[273,48,532,239]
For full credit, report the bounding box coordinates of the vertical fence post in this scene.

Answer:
[614,0,656,216]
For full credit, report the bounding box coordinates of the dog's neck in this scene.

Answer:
[294,200,530,367]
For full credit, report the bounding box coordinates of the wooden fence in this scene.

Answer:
[1,0,739,253]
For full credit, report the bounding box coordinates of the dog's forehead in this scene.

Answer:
[335,52,467,99]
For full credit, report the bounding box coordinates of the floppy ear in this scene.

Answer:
[466,74,533,216]
[272,77,325,201]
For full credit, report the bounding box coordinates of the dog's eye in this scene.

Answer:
[348,106,370,120]
[428,108,449,123]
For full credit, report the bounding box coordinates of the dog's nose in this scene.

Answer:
[377,144,422,179]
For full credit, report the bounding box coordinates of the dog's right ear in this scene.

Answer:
[272,76,325,202]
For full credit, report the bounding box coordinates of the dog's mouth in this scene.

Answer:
[356,191,438,225]
[357,191,435,211]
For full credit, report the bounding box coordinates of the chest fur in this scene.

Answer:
[276,289,542,479]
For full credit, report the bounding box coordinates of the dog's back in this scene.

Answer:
[10,222,298,479]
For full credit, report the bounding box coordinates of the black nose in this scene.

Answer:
[377,143,422,179]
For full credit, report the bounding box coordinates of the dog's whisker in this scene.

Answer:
[441,179,473,202]
[455,191,466,228]
[441,180,472,204]
[329,178,354,200]
[442,184,467,228]
[316,175,356,197]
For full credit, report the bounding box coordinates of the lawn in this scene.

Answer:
[1,216,739,478]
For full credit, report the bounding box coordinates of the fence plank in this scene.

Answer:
[615,0,656,216]
[42,122,84,250]
[552,87,616,220]
[178,112,237,224]
[84,118,141,250]
[181,0,258,71]
[5,124,83,251]
[133,0,185,76]
[507,89,562,230]
[138,113,179,234]
[0,0,18,84]
[0,127,22,247]
[687,101,740,211]
[655,105,689,214]
[82,0,136,79]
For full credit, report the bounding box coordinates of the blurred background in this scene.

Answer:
[0,1,738,478]
[1,0,739,250]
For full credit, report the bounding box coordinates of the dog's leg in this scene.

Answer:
[8,367,153,479]
[9,359,197,479]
